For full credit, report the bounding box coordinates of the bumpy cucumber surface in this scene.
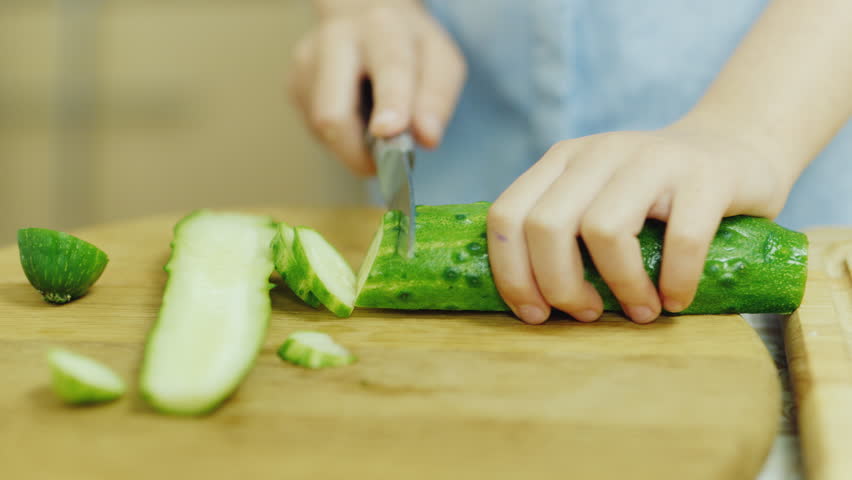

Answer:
[271,223,321,308]
[18,228,109,304]
[140,210,276,415]
[355,202,809,314]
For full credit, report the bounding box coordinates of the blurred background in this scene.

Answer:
[0,0,368,244]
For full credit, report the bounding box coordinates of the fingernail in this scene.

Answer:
[418,113,443,143]
[370,110,400,132]
[518,305,548,324]
[664,298,685,313]
[574,309,599,322]
[625,305,656,324]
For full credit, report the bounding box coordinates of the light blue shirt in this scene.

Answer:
[411,0,852,230]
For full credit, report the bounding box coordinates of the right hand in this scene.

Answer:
[288,1,467,176]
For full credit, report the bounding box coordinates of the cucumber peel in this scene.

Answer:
[271,223,321,308]
[48,348,125,405]
[355,202,809,315]
[139,210,276,416]
[277,331,356,368]
[17,228,109,304]
[293,227,357,318]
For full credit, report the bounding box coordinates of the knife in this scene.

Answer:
[361,80,416,258]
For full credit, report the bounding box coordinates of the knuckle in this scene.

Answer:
[364,6,400,27]
[318,18,353,40]
[309,111,346,136]
[487,203,517,230]
[524,210,561,239]
[580,216,621,245]
[668,229,706,256]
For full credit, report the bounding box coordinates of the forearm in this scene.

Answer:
[681,0,852,184]
[313,0,421,18]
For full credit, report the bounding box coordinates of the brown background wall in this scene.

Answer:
[0,0,367,245]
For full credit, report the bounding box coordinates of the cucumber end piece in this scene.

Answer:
[17,228,109,305]
[48,348,125,405]
[277,331,356,369]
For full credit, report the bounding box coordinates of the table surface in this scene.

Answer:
[0,207,783,480]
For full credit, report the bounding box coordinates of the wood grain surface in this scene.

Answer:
[785,228,852,480]
[0,208,781,480]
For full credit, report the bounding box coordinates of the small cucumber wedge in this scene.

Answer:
[277,331,356,368]
[139,210,276,416]
[48,348,125,405]
[17,228,109,304]
[271,223,321,308]
[293,227,357,318]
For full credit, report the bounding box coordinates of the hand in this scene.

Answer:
[288,1,467,175]
[487,123,796,324]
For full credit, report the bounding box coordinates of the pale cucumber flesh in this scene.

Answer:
[48,348,125,404]
[277,331,355,368]
[294,228,357,317]
[140,211,276,415]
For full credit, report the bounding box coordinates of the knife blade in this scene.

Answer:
[366,131,416,258]
[360,79,416,258]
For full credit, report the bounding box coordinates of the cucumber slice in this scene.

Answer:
[139,210,276,416]
[271,223,321,308]
[48,348,125,405]
[277,331,356,368]
[17,228,109,304]
[293,227,357,318]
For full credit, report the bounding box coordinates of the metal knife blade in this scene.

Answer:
[367,131,416,258]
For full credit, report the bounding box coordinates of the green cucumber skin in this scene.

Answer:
[271,225,321,308]
[17,228,109,304]
[355,202,809,315]
[139,210,276,416]
[292,228,355,318]
[277,338,355,369]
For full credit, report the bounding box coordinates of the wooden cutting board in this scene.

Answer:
[785,228,852,480]
[0,208,781,480]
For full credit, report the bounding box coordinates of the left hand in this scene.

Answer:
[487,123,796,324]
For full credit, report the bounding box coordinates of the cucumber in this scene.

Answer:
[355,202,809,314]
[139,211,276,416]
[17,228,109,304]
[277,331,356,368]
[271,223,321,308]
[293,227,357,318]
[48,348,125,405]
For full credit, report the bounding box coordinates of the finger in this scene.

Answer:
[658,182,729,313]
[488,140,584,324]
[287,33,317,120]
[411,23,466,148]
[524,149,623,322]
[362,7,417,137]
[310,22,373,176]
[580,166,669,324]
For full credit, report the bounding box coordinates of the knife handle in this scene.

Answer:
[359,78,415,167]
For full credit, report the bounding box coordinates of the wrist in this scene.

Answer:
[672,111,804,191]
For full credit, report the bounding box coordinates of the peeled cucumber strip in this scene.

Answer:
[18,228,109,304]
[277,331,356,368]
[48,349,125,405]
[139,210,276,416]
[355,202,809,314]
[293,227,357,317]
[271,223,321,308]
